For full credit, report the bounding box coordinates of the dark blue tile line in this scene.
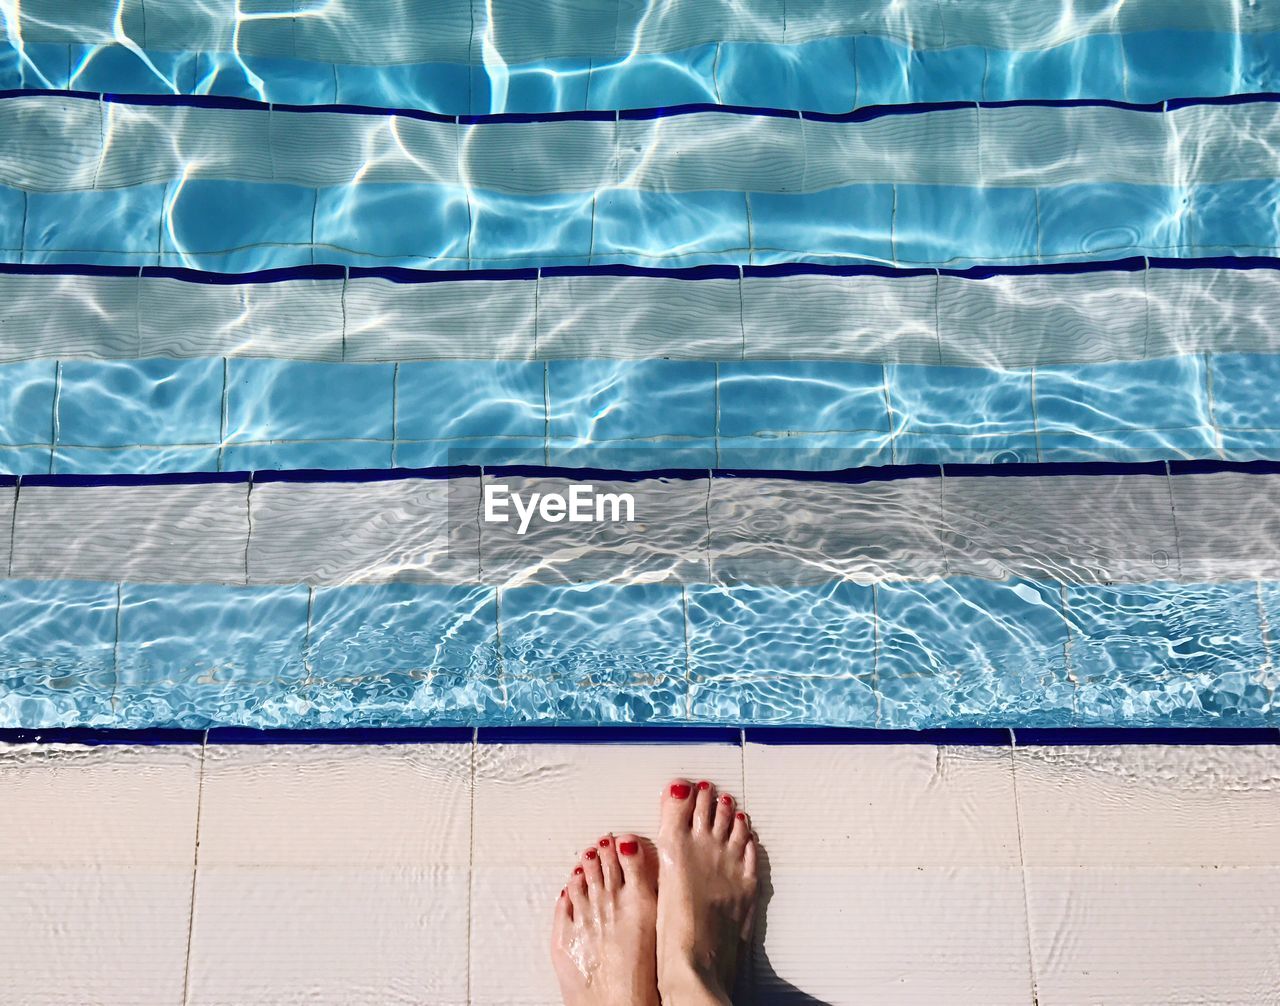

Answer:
[5,87,1280,127]
[0,474,16,487]
[2,726,1275,746]
[17,459,1280,490]
[5,256,1280,287]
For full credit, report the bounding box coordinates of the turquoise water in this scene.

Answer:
[2,3,1280,729]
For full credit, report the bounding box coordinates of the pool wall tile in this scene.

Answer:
[689,673,879,724]
[222,440,395,473]
[1034,357,1213,437]
[313,182,470,266]
[394,438,547,469]
[225,359,396,446]
[718,361,889,437]
[0,272,140,362]
[888,363,1033,436]
[1183,180,1280,255]
[719,37,857,112]
[395,361,546,442]
[891,433,1039,465]
[592,190,751,265]
[1037,182,1187,259]
[0,447,52,476]
[1122,30,1242,104]
[0,361,57,447]
[51,445,223,475]
[982,35,1126,101]
[1209,352,1280,433]
[10,482,250,584]
[56,358,224,449]
[467,189,595,267]
[478,474,710,585]
[1172,472,1280,582]
[709,476,948,585]
[161,180,314,272]
[892,185,1038,266]
[548,360,717,442]
[747,184,894,264]
[714,432,893,470]
[1147,268,1280,360]
[1035,429,1220,464]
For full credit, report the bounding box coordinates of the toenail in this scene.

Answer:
[574,866,584,875]
[735,812,746,821]
[670,783,692,800]
[598,837,610,848]
[560,889,565,898]
[721,794,733,805]
[619,840,639,856]
[584,848,597,860]
[697,780,711,791]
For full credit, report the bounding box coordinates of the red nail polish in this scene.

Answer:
[560,889,565,898]
[697,780,711,791]
[618,840,639,856]
[584,848,597,860]
[735,812,745,821]
[670,783,692,800]
[721,794,733,805]
[598,837,610,848]
[574,866,584,875]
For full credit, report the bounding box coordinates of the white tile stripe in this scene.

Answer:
[7,0,1279,61]
[3,466,1278,587]
[3,97,1280,194]
[3,263,1279,366]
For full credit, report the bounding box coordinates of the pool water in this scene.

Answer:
[1,2,1278,730]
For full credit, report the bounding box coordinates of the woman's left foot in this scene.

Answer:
[551,832,660,1006]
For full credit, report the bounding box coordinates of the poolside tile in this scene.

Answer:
[0,360,56,448]
[162,179,313,271]
[24,185,164,265]
[689,673,878,725]
[1034,357,1212,438]
[395,361,546,441]
[892,185,1038,266]
[718,361,889,437]
[226,359,396,447]
[548,360,717,442]
[592,190,751,266]
[1037,182,1186,259]
[313,182,470,267]
[887,363,1033,436]
[747,184,894,264]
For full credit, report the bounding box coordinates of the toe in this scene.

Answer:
[580,845,604,893]
[713,791,735,840]
[567,870,589,919]
[692,780,717,832]
[743,833,758,883]
[554,884,572,932]
[660,777,696,833]
[596,834,622,891]
[729,809,751,849]
[615,833,657,890]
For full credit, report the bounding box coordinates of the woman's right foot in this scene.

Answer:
[655,779,759,1006]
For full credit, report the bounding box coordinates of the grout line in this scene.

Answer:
[702,474,714,583]
[242,476,254,586]
[5,479,18,579]
[339,268,348,362]
[713,361,721,468]
[1163,458,1184,581]
[390,361,400,469]
[217,357,229,471]
[180,731,208,1006]
[1006,736,1042,1006]
[542,361,551,465]
[736,268,747,361]
[108,581,122,716]
[48,361,62,475]
[1030,367,1043,462]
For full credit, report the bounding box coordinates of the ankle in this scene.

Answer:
[658,960,732,1006]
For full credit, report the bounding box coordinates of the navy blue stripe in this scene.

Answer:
[745,727,1012,745]
[3,726,1276,746]
[743,262,934,280]
[20,471,251,488]
[253,466,482,484]
[348,266,537,283]
[482,465,708,482]
[1013,727,1280,745]
[1168,458,1280,477]
[0,474,17,487]
[8,88,1280,126]
[141,264,346,284]
[478,726,742,745]
[1147,255,1280,271]
[940,257,1148,279]
[0,262,140,278]
[942,460,1168,478]
[541,264,742,281]
[207,726,474,744]
[713,464,942,484]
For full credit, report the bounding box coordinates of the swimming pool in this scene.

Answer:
[1,2,1277,731]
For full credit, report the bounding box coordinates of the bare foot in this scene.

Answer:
[551,832,660,1006]
[656,779,759,1006]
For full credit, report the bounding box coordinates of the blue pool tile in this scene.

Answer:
[313,183,470,267]
[887,364,1033,436]
[335,62,471,113]
[52,446,222,475]
[1038,183,1187,259]
[690,674,877,725]
[163,180,314,271]
[0,447,52,475]
[1183,180,1280,255]
[904,46,987,104]
[0,361,56,447]
[891,433,1039,465]
[1035,357,1212,436]
[308,583,496,679]
[1122,31,1240,104]
[395,361,546,441]
[116,583,311,728]
[877,579,1073,726]
[57,358,225,448]
[1068,581,1270,725]
[1239,32,1280,92]
[194,51,337,104]
[586,45,718,110]
[11,42,71,89]
[499,58,591,113]
[717,37,857,112]
[687,583,875,679]
[548,360,716,441]
[983,36,1126,101]
[0,186,24,253]
[1215,431,1280,462]
[715,432,892,470]
[25,186,163,264]
[221,440,393,472]
[0,47,18,90]
[718,361,888,437]
[748,185,894,264]
[226,359,396,445]
[70,44,198,95]
[500,584,686,718]
[395,438,548,468]
[1209,352,1280,432]
[547,439,717,469]
[0,580,117,728]
[504,673,687,724]
[893,185,1038,266]
[1036,429,1218,464]
[469,189,595,268]
[592,190,750,266]
[852,36,911,108]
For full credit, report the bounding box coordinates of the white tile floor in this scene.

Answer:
[1,739,1278,1005]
